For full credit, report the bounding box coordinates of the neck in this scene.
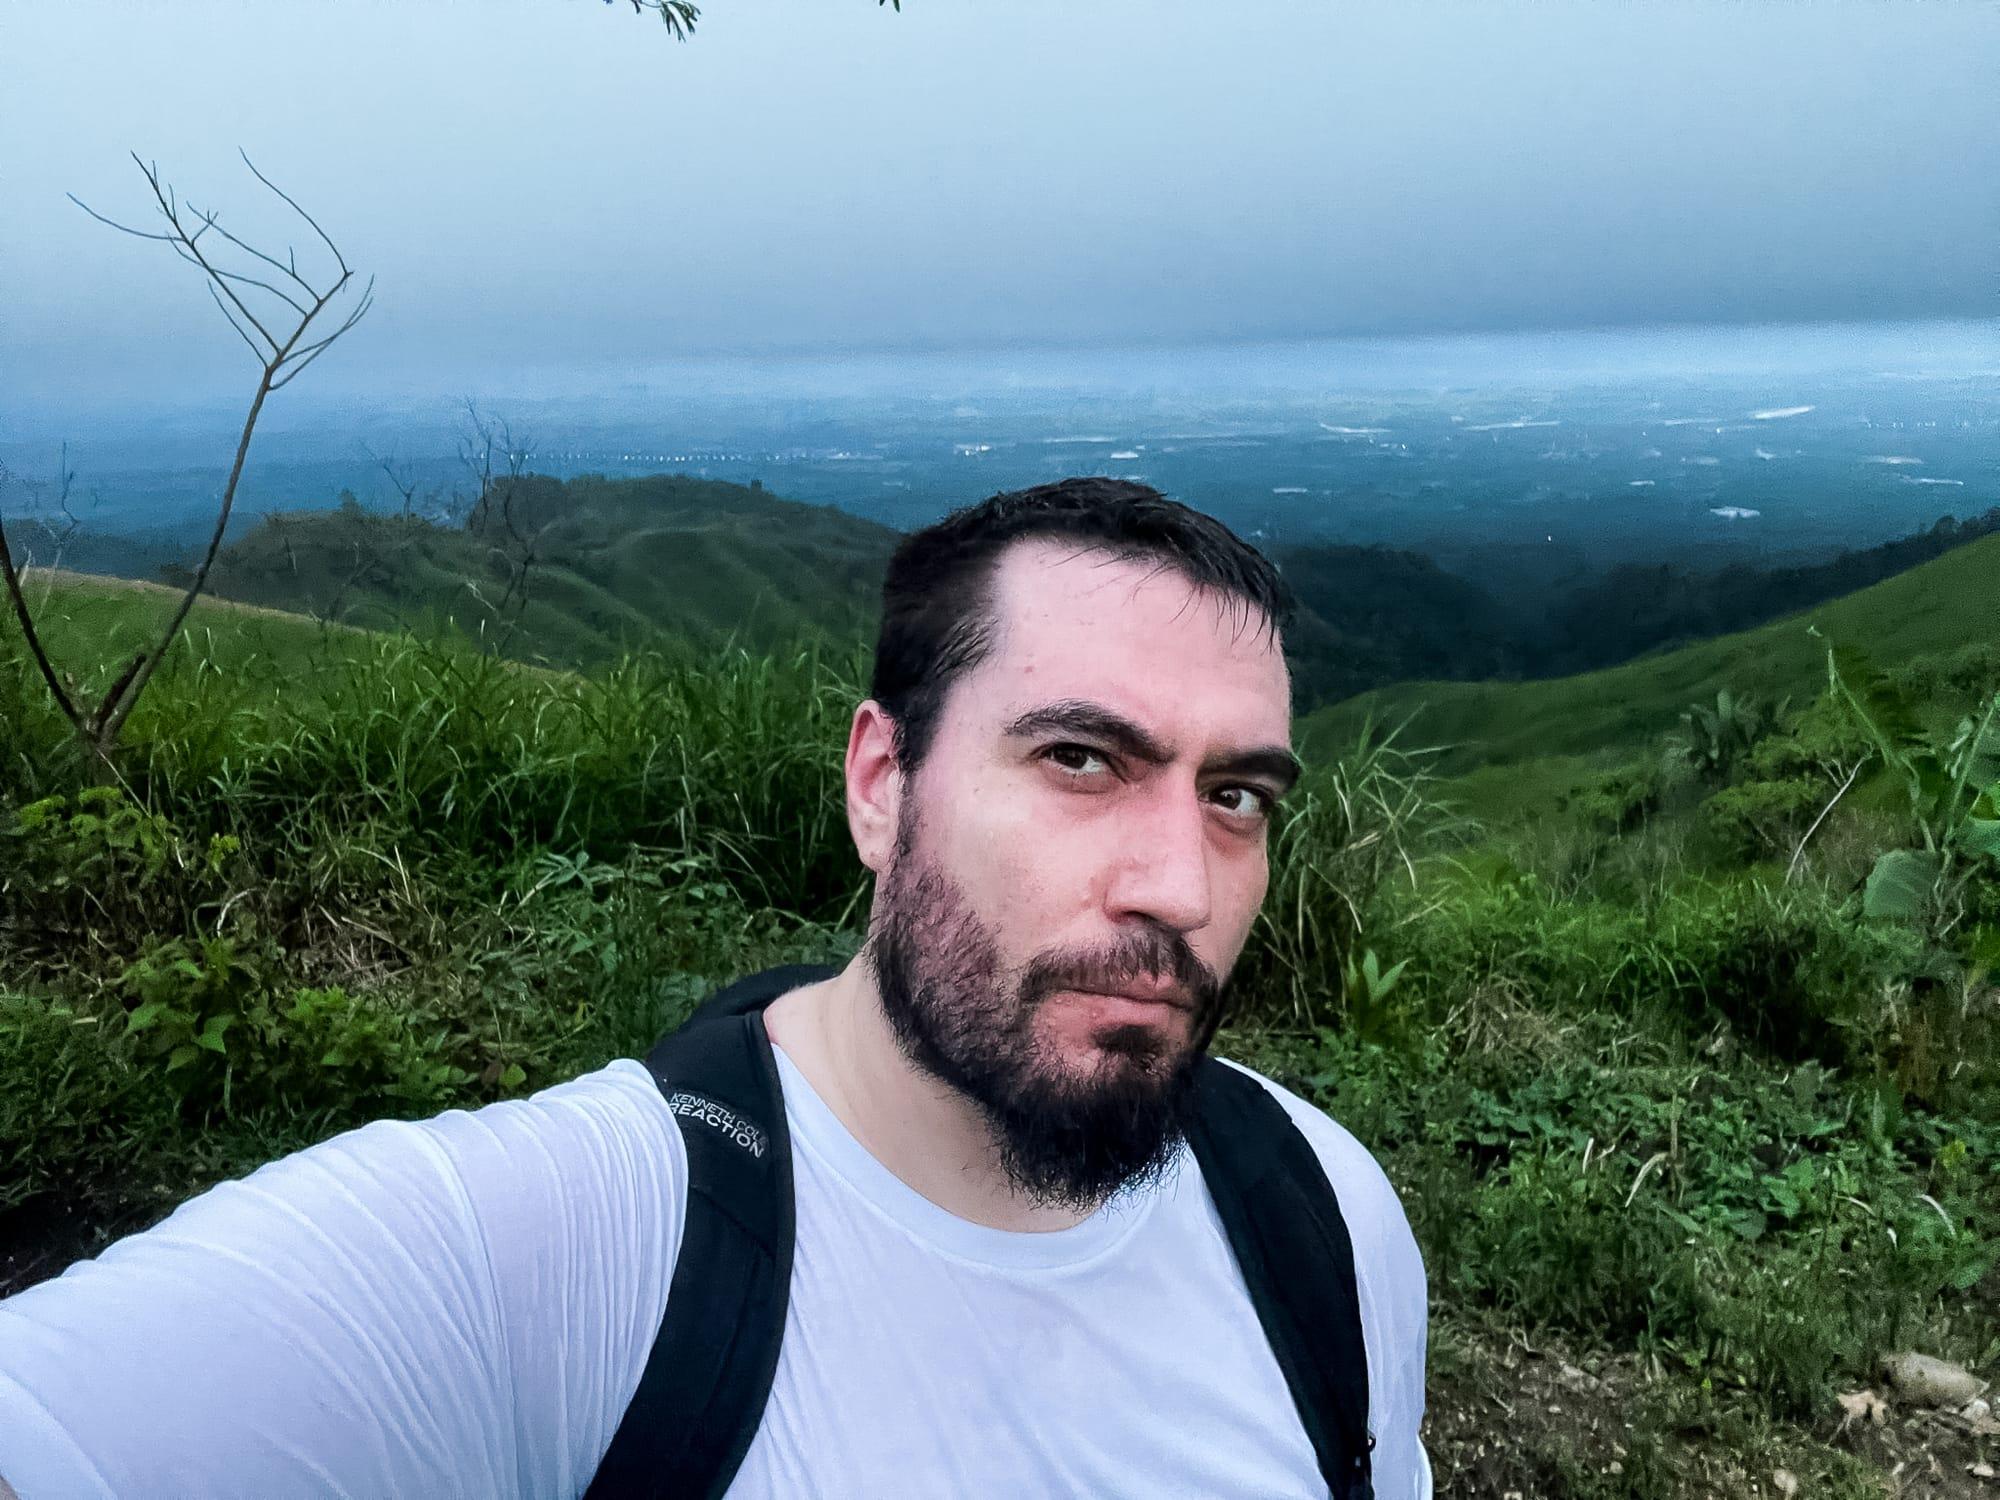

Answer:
[762,958,1098,1234]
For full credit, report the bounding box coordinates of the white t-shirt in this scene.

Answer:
[0,1047,1430,1499]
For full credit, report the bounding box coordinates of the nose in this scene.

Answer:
[1104,778,1213,935]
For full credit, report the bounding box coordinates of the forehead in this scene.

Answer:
[964,538,1291,742]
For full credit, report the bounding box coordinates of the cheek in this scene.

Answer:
[930,772,1080,916]
[1210,841,1270,958]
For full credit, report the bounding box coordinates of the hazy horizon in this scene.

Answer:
[4,1,1994,411]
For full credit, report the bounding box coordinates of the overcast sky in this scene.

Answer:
[2,0,1994,405]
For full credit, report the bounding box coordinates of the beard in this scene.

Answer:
[866,814,1229,1213]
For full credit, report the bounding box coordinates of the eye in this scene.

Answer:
[1209,785,1276,824]
[1042,743,1115,782]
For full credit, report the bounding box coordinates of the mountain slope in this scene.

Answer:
[1302,531,2000,773]
[191,474,899,667]
[1275,543,1526,709]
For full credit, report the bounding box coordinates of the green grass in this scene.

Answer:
[1304,532,2000,776]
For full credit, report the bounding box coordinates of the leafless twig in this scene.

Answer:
[0,152,371,764]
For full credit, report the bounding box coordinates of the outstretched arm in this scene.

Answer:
[0,1061,684,1499]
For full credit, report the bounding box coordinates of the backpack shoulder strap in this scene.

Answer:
[1183,1057,1375,1500]
[585,964,837,1500]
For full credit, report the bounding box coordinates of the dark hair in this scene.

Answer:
[870,477,1293,771]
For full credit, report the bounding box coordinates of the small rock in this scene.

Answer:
[1969,1460,1994,1480]
[1882,1352,1988,1409]
[1838,1388,1889,1427]
[1774,1468,1799,1496]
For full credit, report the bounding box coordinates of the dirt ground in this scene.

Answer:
[1428,1318,1999,1498]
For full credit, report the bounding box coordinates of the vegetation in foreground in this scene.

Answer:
[2,574,1997,1497]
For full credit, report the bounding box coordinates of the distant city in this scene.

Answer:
[4,318,1993,582]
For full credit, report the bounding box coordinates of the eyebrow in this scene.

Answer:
[1002,699,1303,797]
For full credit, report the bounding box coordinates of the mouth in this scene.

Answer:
[1057,982,1192,1013]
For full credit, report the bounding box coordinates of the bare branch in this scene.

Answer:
[49,152,376,754]
[206,262,312,318]
[131,166,286,355]
[270,278,374,390]
[182,200,318,302]
[207,282,274,363]
[0,464,85,733]
[239,149,349,277]
[64,193,182,245]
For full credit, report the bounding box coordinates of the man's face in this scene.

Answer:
[867,540,1296,1210]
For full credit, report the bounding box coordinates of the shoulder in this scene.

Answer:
[406,1056,684,1207]
[170,1056,689,1282]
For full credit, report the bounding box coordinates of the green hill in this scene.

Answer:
[1275,542,1526,709]
[187,476,1537,702]
[1302,530,2000,776]
[190,473,900,667]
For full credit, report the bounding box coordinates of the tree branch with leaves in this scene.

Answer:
[611,0,900,41]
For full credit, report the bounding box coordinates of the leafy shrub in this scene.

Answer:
[0,993,175,1212]
[1558,763,1669,835]
[0,788,240,978]
[1278,1024,1998,1422]
[118,934,472,1120]
[1665,690,1790,786]
[1738,691,1874,785]
[1398,869,1922,1072]
[1696,777,1825,865]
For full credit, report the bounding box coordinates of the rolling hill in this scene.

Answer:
[178,475,1545,702]
[1302,530,2000,776]
[186,473,900,666]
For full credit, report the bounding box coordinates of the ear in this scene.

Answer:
[845,699,903,875]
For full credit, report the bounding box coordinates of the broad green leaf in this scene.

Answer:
[1829,644,1924,755]
[166,1043,201,1072]
[1953,697,2000,788]
[1863,849,1941,921]
[1726,1208,1768,1241]
[1959,786,2000,861]
[1969,924,2000,974]
[1960,816,2000,861]
[500,1064,526,1089]
[195,1015,233,1053]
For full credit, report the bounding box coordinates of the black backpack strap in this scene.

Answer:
[585,965,836,1500]
[1184,1058,1375,1500]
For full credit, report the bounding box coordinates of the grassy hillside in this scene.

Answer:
[1303,531,2000,777]
[184,478,1547,706]
[192,473,899,667]
[4,571,354,685]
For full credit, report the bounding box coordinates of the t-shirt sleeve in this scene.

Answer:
[0,1059,685,1500]
[1223,1060,1434,1500]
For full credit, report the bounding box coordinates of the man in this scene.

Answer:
[0,478,1429,1497]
